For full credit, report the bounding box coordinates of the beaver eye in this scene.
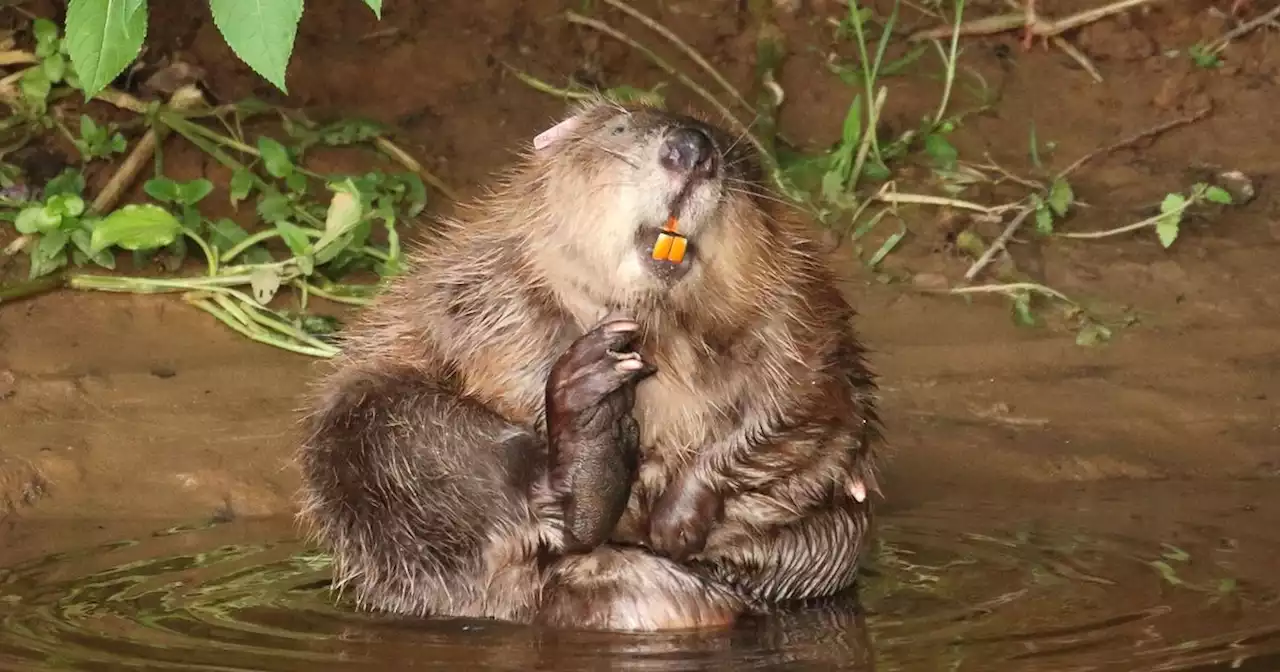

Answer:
[610,124,626,136]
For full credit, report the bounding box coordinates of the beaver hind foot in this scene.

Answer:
[537,546,744,632]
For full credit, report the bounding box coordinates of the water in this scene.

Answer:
[2,479,1278,671]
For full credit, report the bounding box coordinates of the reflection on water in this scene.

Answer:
[2,480,1279,671]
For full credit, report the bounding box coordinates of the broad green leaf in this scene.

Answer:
[65,0,149,100]
[15,206,60,234]
[209,0,303,92]
[256,192,293,222]
[178,178,214,205]
[924,134,958,170]
[20,67,52,108]
[43,52,67,83]
[47,194,85,218]
[45,169,85,197]
[364,0,382,19]
[229,169,254,205]
[90,203,181,252]
[1204,185,1233,205]
[29,232,69,279]
[1155,213,1180,248]
[1048,177,1073,216]
[80,114,100,139]
[143,177,181,203]
[1159,192,1186,216]
[257,136,294,178]
[275,220,313,258]
[209,217,250,249]
[70,229,116,269]
[33,19,61,56]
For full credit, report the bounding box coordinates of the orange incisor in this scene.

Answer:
[651,216,688,263]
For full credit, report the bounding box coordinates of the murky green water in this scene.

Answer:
[2,480,1278,671]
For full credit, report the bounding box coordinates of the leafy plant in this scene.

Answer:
[61,0,383,100]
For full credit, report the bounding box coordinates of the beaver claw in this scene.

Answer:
[546,318,656,553]
[647,475,723,561]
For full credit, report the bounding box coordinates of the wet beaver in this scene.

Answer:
[296,97,883,632]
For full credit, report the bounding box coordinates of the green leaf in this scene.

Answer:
[1159,192,1187,216]
[208,218,249,249]
[363,0,382,19]
[924,133,958,170]
[1010,292,1038,328]
[33,18,61,54]
[274,220,313,258]
[257,136,294,178]
[229,169,255,205]
[46,194,85,218]
[19,67,52,108]
[209,0,303,93]
[177,178,214,205]
[1155,213,1180,248]
[43,52,67,83]
[70,229,116,269]
[143,177,180,203]
[256,192,293,222]
[29,231,70,279]
[45,169,85,197]
[15,206,60,234]
[1047,177,1073,216]
[90,203,182,252]
[1204,185,1233,205]
[80,114,100,139]
[64,0,149,100]
[1034,202,1054,235]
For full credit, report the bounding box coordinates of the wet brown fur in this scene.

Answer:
[295,96,883,632]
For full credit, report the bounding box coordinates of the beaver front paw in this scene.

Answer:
[546,318,656,553]
[648,475,723,561]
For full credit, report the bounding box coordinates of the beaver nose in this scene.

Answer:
[659,127,715,176]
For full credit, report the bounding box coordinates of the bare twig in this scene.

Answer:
[1054,105,1212,181]
[373,137,460,203]
[564,11,770,166]
[91,86,208,215]
[600,0,754,117]
[909,0,1167,42]
[963,204,1035,281]
[1207,5,1280,54]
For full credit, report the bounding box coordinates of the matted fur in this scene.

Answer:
[295,96,883,631]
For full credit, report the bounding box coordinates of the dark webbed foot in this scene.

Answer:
[546,318,656,553]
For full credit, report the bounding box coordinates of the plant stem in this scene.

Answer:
[1058,201,1191,240]
[932,0,965,125]
[0,272,66,304]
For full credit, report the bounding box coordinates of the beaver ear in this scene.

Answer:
[533,116,581,153]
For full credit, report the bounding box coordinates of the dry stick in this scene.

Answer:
[564,11,771,166]
[996,0,1102,83]
[962,204,1034,281]
[600,0,754,116]
[1054,105,1212,181]
[909,0,1166,41]
[373,137,460,203]
[1207,5,1280,54]
[91,86,208,216]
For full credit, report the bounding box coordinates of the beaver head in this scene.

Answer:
[518,97,780,308]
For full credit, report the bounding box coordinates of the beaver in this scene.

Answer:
[296,96,883,632]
